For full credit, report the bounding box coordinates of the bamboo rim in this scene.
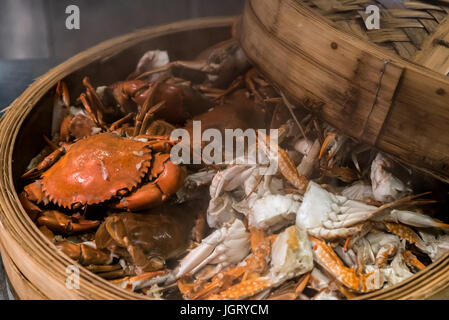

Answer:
[0,16,236,300]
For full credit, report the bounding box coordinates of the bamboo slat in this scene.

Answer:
[303,0,449,60]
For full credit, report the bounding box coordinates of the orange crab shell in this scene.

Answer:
[41,132,153,208]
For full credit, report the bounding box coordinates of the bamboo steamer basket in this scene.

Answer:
[0,17,236,300]
[0,11,448,301]
[238,0,449,299]
[239,0,449,185]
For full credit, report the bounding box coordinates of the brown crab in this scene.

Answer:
[95,211,194,275]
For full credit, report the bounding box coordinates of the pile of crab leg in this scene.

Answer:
[19,39,449,300]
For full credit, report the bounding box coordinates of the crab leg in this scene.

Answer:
[52,80,71,138]
[133,82,160,136]
[311,237,382,293]
[111,270,168,291]
[194,229,273,300]
[110,112,135,131]
[82,77,107,116]
[177,227,268,300]
[21,147,65,180]
[37,210,100,235]
[56,241,112,266]
[386,209,449,229]
[384,222,423,246]
[206,277,272,300]
[308,223,372,242]
[139,101,166,136]
[19,192,42,221]
[267,273,311,300]
[79,93,102,127]
[245,68,264,102]
[257,130,308,194]
[403,250,426,271]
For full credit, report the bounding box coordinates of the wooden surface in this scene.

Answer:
[240,0,449,185]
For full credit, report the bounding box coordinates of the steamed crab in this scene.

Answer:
[22,132,185,212]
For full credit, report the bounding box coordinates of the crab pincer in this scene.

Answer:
[37,210,100,236]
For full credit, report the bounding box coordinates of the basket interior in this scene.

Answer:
[12,25,233,191]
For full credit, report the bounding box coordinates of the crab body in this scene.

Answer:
[23,132,185,212]
[95,212,191,274]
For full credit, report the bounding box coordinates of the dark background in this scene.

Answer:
[0,0,244,300]
[0,0,244,109]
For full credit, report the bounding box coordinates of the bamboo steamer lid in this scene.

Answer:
[239,0,449,184]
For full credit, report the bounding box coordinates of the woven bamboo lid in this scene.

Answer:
[304,0,449,63]
[239,0,449,184]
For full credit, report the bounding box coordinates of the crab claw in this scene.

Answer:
[176,219,250,279]
[110,153,186,211]
[311,237,383,293]
[37,210,100,235]
[19,192,42,222]
[21,148,65,180]
[23,180,49,205]
[56,241,112,266]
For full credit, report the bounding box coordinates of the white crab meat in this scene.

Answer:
[268,226,314,284]
[385,209,449,229]
[134,50,170,81]
[341,181,374,202]
[297,139,321,178]
[184,170,217,189]
[175,219,250,278]
[209,165,254,199]
[207,193,236,228]
[244,174,285,207]
[312,290,341,300]
[309,268,332,291]
[294,138,314,155]
[334,246,357,268]
[296,182,378,240]
[352,237,375,271]
[370,153,411,202]
[234,194,301,232]
[417,231,449,261]
[380,241,414,287]
[365,232,400,266]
